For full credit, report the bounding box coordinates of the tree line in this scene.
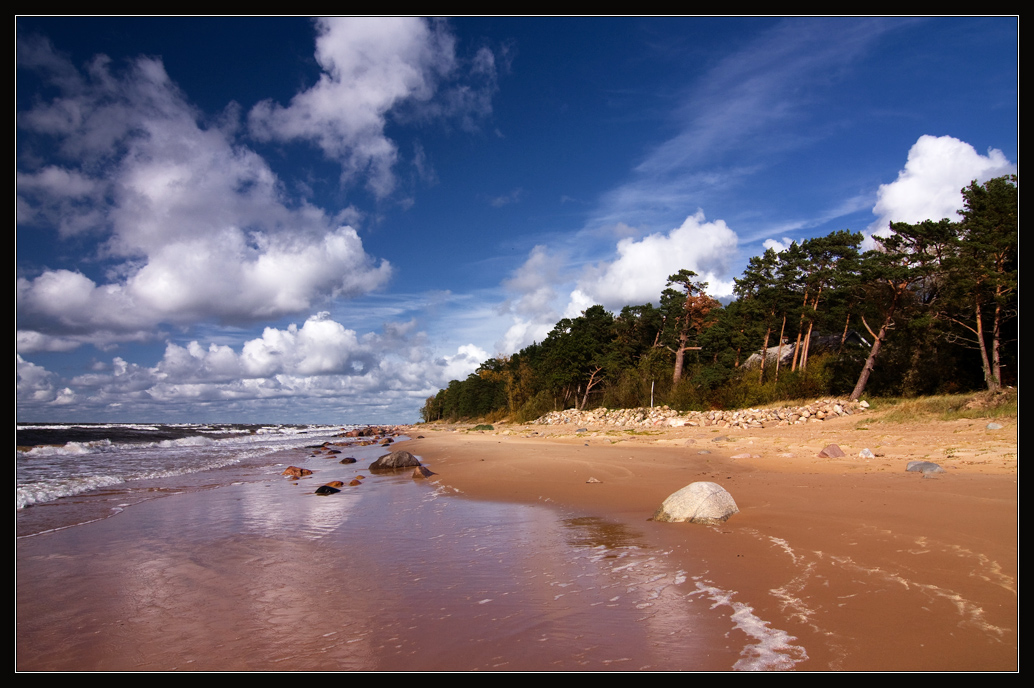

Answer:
[422,176,1017,423]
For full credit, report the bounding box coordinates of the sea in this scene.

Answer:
[17,423,808,671]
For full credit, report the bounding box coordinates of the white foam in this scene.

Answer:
[690,579,808,671]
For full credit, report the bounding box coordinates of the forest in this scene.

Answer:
[421,176,1017,423]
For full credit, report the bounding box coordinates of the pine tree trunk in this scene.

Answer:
[775,314,787,383]
[838,313,851,353]
[850,290,900,401]
[758,325,772,383]
[974,296,997,392]
[801,319,814,370]
[992,293,1003,390]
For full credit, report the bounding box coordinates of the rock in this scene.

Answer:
[986,422,1003,430]
[586,476,602,483]
[348,479,363,486]
[339,457,357,464]
[652,482,739,525]
[818,444,845,458]
[412,466,436,479]
[369,450,421,471]
[858,448,875,459]
[730,453,752,459]
[323,481,345,488]
[281,466,312,478]
[906,460,946,474]
[314,485,340,495]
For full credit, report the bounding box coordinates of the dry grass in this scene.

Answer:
[864,388,1017,423]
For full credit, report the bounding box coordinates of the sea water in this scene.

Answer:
[17,424,807,670]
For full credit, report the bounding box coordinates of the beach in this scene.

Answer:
[16,411,1017,671]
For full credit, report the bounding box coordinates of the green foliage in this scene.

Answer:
[513,390,554,424]
[471,424,495,431]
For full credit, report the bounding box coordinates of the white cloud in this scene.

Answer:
[17,41,391,347]
[867,135,1015,245]
[17,355,58,403]
[439,343,489,382]
[18,313,490,422]
[496,245,565,353]
[762,237,796,253]
[249,17,494,198]
[565,210,739,316]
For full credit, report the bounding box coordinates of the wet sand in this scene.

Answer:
[17,413,1017,671]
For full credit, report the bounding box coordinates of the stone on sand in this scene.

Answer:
[369,450,421,471]
[652,481,739,525]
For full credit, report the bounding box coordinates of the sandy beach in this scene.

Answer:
[17,408,1016,671]
[405,409,1017,671]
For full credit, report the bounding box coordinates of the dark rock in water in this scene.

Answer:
[314,485,341,495]
[906,460,946,474]
[369,450,421,471]
[282,466,313,478]
[412,466,435,479]
[348,479,363,486]
[818,444,846,458]
[327,449,341,454]
[339,457,357,464]
[380,437,394,445]
[652,482,739,525]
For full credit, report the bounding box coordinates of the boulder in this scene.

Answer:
[818,444,845,458]
[314,485,340,495]
[906,460,946,474]
[412,466,436,479]
[369,450,421,471]
[339,457,357,464]
[652,482,739,525]
[281,466,312,478]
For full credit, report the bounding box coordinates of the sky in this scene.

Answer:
[17,17,1017,424]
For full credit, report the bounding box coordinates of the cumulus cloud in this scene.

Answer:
[494,211,740,354]
[762,237,796,253]
[867,135,1015,245]
[438,343,489,382]
[17,39,391,347]
[17,355,59,403]
[565,210,738,317]
[497,245,564,353]
[249,17,496,198]
[17,313,489,421]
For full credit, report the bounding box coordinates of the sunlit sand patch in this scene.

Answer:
[824,553,1007,639]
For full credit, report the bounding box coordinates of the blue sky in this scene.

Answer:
[17,17,1017,423]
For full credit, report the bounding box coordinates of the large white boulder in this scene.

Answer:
[652,481,739,525]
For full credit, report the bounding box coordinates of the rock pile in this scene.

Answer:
[532,398,866,430]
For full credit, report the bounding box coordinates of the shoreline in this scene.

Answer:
[397,411,1017,671]
[17,412,1016,671]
